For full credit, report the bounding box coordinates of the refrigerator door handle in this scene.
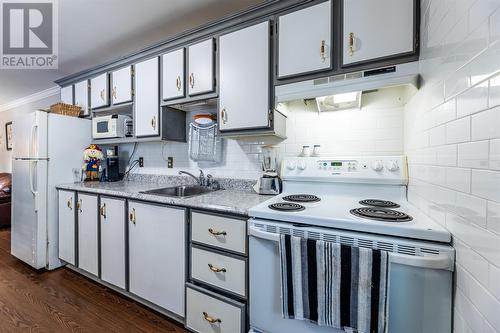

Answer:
[29,161,38,211]
[30,123,38,158]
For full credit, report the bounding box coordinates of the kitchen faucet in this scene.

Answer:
[178,169,220,189]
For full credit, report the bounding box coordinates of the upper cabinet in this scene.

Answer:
[187,39,215,96]
[111,66,133,104]
[90,73,109,109]
[135,57,159,137]
[74,80,89,116]
[277,0,332,78]
[219,21,270,131]
[342,0,415,66]
[60,86,73,105]
[162,48,185,101]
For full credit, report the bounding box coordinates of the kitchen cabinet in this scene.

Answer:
[77,193,98,276]
[187,39,214,96]
[135,57,159,137]
[111,66,133,104]
[342,0,415,66]
[90,73,109,109]
[128,201,185,316]
[99,197,126,289]
[277,0,332,78]
[58,190,75,265]
[219,21,270,131]
[74,80,89,116]
[162,48,185,100]
[60,86,73,105]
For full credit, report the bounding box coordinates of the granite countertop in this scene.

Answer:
[57,176,271,216]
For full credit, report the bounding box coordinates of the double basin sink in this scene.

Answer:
[141,185,218,198]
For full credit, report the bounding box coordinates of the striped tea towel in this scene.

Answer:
[279,234,389,333]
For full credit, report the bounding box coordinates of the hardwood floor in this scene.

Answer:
[0,228,188,333]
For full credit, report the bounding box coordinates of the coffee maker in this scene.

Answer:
[253,145,282,195]
[106,146,120,182]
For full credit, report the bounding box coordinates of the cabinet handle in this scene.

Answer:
[112,86,117,99]
[129,208,136,225]
[220,108,227,124]
[208,228,226,236]
[349,32,354,56]
[320,40,326,62]
[100,89,105,101]
[202,312,221,324]
[151,116,156,129]
[67,198,72,210]
[100,203,106,219]
[189,73,194,88]
[76,199,82,213]
[208,263,226,273]
[176,75,181,91]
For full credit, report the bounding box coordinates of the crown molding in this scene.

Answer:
[0,86,60,113]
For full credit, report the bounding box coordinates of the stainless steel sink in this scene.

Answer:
[141,185,218,198]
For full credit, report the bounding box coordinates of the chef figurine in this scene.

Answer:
[82,144,104,181]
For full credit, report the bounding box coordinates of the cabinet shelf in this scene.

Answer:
[91,102,133,115]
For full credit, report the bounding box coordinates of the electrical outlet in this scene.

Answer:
[167,157,173,168]
[138,157,144,167]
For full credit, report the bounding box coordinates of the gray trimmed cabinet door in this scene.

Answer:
[111,65,133,105]
[187,38,214,96]
[74,80,89,116]
[58,190,75,265]
[90,73,109,109]
[99,197,126,289]
[60,86,73,105]
[342,0,415,66]
[219,21,270,131]
[77,193,99,276]
[135,57,160,137]
[278,0,332,78]
[162,48,185,100]
[128,201,186,316]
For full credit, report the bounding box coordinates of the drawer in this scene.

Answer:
[186,284,245,333]
[191,246,246,297]
[191,212,246,255]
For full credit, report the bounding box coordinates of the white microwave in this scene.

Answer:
[92,115,132,139]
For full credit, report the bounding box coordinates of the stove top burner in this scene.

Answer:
[350,207,412,222]
[283,194,321,203]
[359,199,400,208]
[269,202,306,212]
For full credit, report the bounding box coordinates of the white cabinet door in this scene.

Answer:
[188,39,214,96]
[100,197,125,289]
[162,48,185,100]
[90,73,109,109]
[342,0,414,65]
[60,86,73,105]
[111,66,133,104]
[77,193,98,276]
[128,201,185,316]
[74,80,89,116]
[58,190,75,265]
[278,0,332,78]
[135,57,159,137]
[219,21,270,131]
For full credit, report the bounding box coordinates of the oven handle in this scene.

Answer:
[248,226,454,271]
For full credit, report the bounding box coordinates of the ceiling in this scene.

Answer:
[0,0,262,107]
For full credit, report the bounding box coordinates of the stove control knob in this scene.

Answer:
[286,161,297,170]
[386,160,399,172]
[297,161,307,170]
[371,160,384,172]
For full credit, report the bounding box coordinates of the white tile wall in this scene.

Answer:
[120,86,406,180]
[405,1,500,332]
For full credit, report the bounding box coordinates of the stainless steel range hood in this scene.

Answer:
[275,62,420,105]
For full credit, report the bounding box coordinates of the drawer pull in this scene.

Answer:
[208,263,226,273]
[202,311,221,324]
[208,228,227,236]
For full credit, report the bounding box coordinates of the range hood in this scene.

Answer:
[275,62,420,105]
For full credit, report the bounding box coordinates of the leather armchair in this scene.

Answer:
[0,173,11,227]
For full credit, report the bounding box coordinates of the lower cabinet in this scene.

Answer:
[128,201,186,316]
[100,196,126,289]
[77,193,99,276]
[58,190,76,265]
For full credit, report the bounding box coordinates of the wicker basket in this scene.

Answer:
[49,103,81,117]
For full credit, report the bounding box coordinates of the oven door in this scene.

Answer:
[248,221,453,333]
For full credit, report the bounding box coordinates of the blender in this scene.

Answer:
[253,145,282,195]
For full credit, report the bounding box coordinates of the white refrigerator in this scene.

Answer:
[11,110,90,270]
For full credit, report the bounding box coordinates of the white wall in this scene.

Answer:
[117,86,406,179]
[404,1,500,332]
[0,94,59,172]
